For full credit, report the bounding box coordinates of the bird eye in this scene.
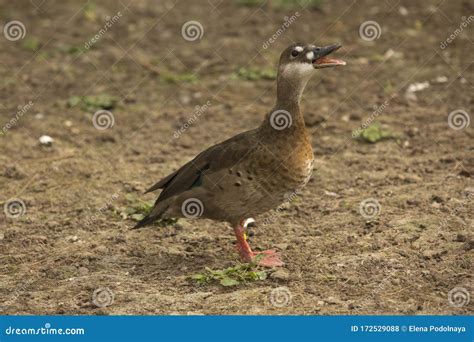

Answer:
[291,50,299,57]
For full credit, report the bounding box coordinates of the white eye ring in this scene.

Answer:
[291,46,303,59]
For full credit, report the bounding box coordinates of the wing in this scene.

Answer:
[145,129,257,204]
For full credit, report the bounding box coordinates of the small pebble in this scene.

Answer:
[270,269,290,281]
[29,235,48,242]
[406,81,430,93]
[38,135,54,146]
[95,245,107,253]
[274,243,288,250]
[326,296,342,304]
[66,235,79,243]
[78,267,89,275]
[398,6,408,16]
[463,240,474,251]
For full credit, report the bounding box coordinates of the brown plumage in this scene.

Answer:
[134,43,345,266]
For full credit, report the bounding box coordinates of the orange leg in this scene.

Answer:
[233,219,284,267]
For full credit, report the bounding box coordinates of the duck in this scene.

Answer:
[134,42,346,267]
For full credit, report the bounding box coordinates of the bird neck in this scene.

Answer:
[276,74,309,109]
[260,74,309,133]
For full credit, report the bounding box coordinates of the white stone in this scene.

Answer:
[38,135,54,146]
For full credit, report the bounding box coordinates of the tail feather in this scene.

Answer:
[132,215,156,229]
[131,204,169,230]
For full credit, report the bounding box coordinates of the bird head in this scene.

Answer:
[278,43,346,83]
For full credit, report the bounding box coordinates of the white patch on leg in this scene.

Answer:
[243,218,255,228]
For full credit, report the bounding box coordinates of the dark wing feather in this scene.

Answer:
[148,129,256,203]
[134,130,256,229]
[144,169,179,193]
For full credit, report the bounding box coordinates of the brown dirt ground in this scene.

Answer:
[0,0,473,315]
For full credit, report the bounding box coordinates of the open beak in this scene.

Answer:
[312,43,346,69]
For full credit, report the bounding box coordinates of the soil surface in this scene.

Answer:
[0,0,472,315]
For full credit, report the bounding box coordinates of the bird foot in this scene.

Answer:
[251,250,284,267]
[234,220,284,267]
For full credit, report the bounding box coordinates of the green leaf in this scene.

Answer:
[67,96,82,108]
[233,67,277,81]
[67,94,117,111]
[358,122,394,144]
[220,277,240,286]
[22,37,41,51]
[191,274,206,281]
[130,213,145,221]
